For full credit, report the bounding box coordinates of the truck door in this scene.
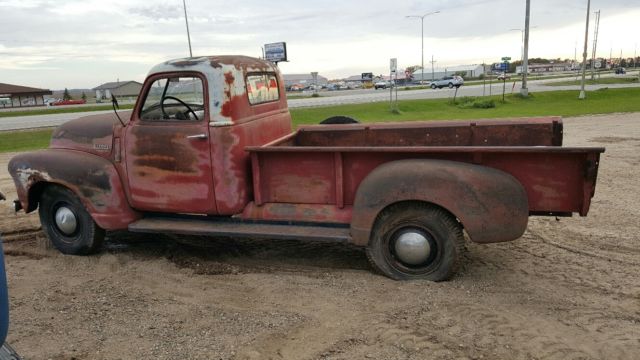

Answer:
[124,74,217,214]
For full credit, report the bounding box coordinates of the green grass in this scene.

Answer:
[544,77,639,86]
[0,104,134,118]
[2,88,639,153]
[0,128,54,152]
[289,87,640,125]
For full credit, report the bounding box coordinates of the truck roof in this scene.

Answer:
[147,55,279,78]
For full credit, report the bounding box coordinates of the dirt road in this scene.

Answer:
[1,113,638,360]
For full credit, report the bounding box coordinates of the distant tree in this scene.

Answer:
[63,88,72,100]
[81,92,87,101]
[405,65,423,74]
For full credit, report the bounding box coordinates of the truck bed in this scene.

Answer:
[244,118,604,224]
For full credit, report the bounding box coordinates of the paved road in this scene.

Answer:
[1,77,638,131]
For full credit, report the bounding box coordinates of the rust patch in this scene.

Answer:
[224,71,235,85]
[131,131,197,173]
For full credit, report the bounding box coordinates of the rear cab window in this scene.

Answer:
[246,73,279,105]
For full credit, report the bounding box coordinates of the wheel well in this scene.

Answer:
[26,182,65,212]
[372,200,463,235]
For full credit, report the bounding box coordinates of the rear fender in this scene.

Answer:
[8,149,140,230]
[350,159,529,245]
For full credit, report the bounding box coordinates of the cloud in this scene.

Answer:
[0,0,637,88]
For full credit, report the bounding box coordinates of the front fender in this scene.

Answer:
[8,149,140,230]
[350,159,529,245]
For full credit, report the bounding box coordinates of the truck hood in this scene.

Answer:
[50,111,131,158]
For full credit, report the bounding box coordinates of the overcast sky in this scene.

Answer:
[0,0,638,89]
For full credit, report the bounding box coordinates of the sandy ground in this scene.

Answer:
[0,113,638,360]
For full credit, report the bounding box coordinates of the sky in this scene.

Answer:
[0,0,638,89]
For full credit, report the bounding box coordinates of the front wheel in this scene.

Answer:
[366,203,464,281]
[39,185,105,255]
[448,83,454,88]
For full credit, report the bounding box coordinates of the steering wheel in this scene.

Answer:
[161,96,199,120]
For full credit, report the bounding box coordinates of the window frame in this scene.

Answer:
[136,71,208,124]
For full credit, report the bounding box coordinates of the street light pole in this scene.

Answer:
[521,0,531,97]
[406,11,440,83]
[579,0,591,100]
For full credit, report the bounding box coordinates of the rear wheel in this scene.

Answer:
[366,203,464,281]
[430,84,437,89]
[39,185,105,255]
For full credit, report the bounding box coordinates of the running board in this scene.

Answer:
[128,217,352,243]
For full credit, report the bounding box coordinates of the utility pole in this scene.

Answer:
[182,0,193,57]
[520,0,531,97]
[609,47,612,68]
[406,11,440,83]
[579,0,591,100]
[590,10,600,80]
[619,49,622,67]
[430,55,436,81]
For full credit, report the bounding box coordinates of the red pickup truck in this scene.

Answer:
[7,56,604,281]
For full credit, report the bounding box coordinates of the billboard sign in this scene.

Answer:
[361,72,373,81]
[264,42,287,63]
[494,62,508,71]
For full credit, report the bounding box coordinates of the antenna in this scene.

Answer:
[111,94,125,127]
[183,0,193,57]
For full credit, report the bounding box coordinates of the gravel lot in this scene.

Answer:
[0,113,638,360]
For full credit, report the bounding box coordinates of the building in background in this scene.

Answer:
[282,74,328,89]
[93,81,143,102]
[516,63,572,74]
[0,83,52,108]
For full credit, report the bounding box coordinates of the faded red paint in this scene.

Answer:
[8,150,140,230]
[245,118,604,244]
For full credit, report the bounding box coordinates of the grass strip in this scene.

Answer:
[0,104,134,118]
[543,77,639,86]
[2,88,639,153]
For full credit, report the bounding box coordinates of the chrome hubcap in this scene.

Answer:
[55,206,77,235]
[394,230,431,265]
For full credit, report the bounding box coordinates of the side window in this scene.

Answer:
[246,73,279,105]
[140,77,204,121]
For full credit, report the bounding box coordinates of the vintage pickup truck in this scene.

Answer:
[7,56,604,281]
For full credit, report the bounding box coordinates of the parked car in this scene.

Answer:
[7,55,604,281]
[497,73,511,80]
[52,99,86,106]
[374,81,392,90]
[615,67,626,74]
[430,75,464,89]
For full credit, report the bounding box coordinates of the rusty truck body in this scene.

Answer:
[7,56,604,280]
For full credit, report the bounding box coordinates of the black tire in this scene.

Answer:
[320,116,360,124]
[430,84,437,89]
[365,203,464,281]
[39,185,105,255]
[448,83,454,88]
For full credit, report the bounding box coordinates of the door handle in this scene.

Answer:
[186,133,208,140]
